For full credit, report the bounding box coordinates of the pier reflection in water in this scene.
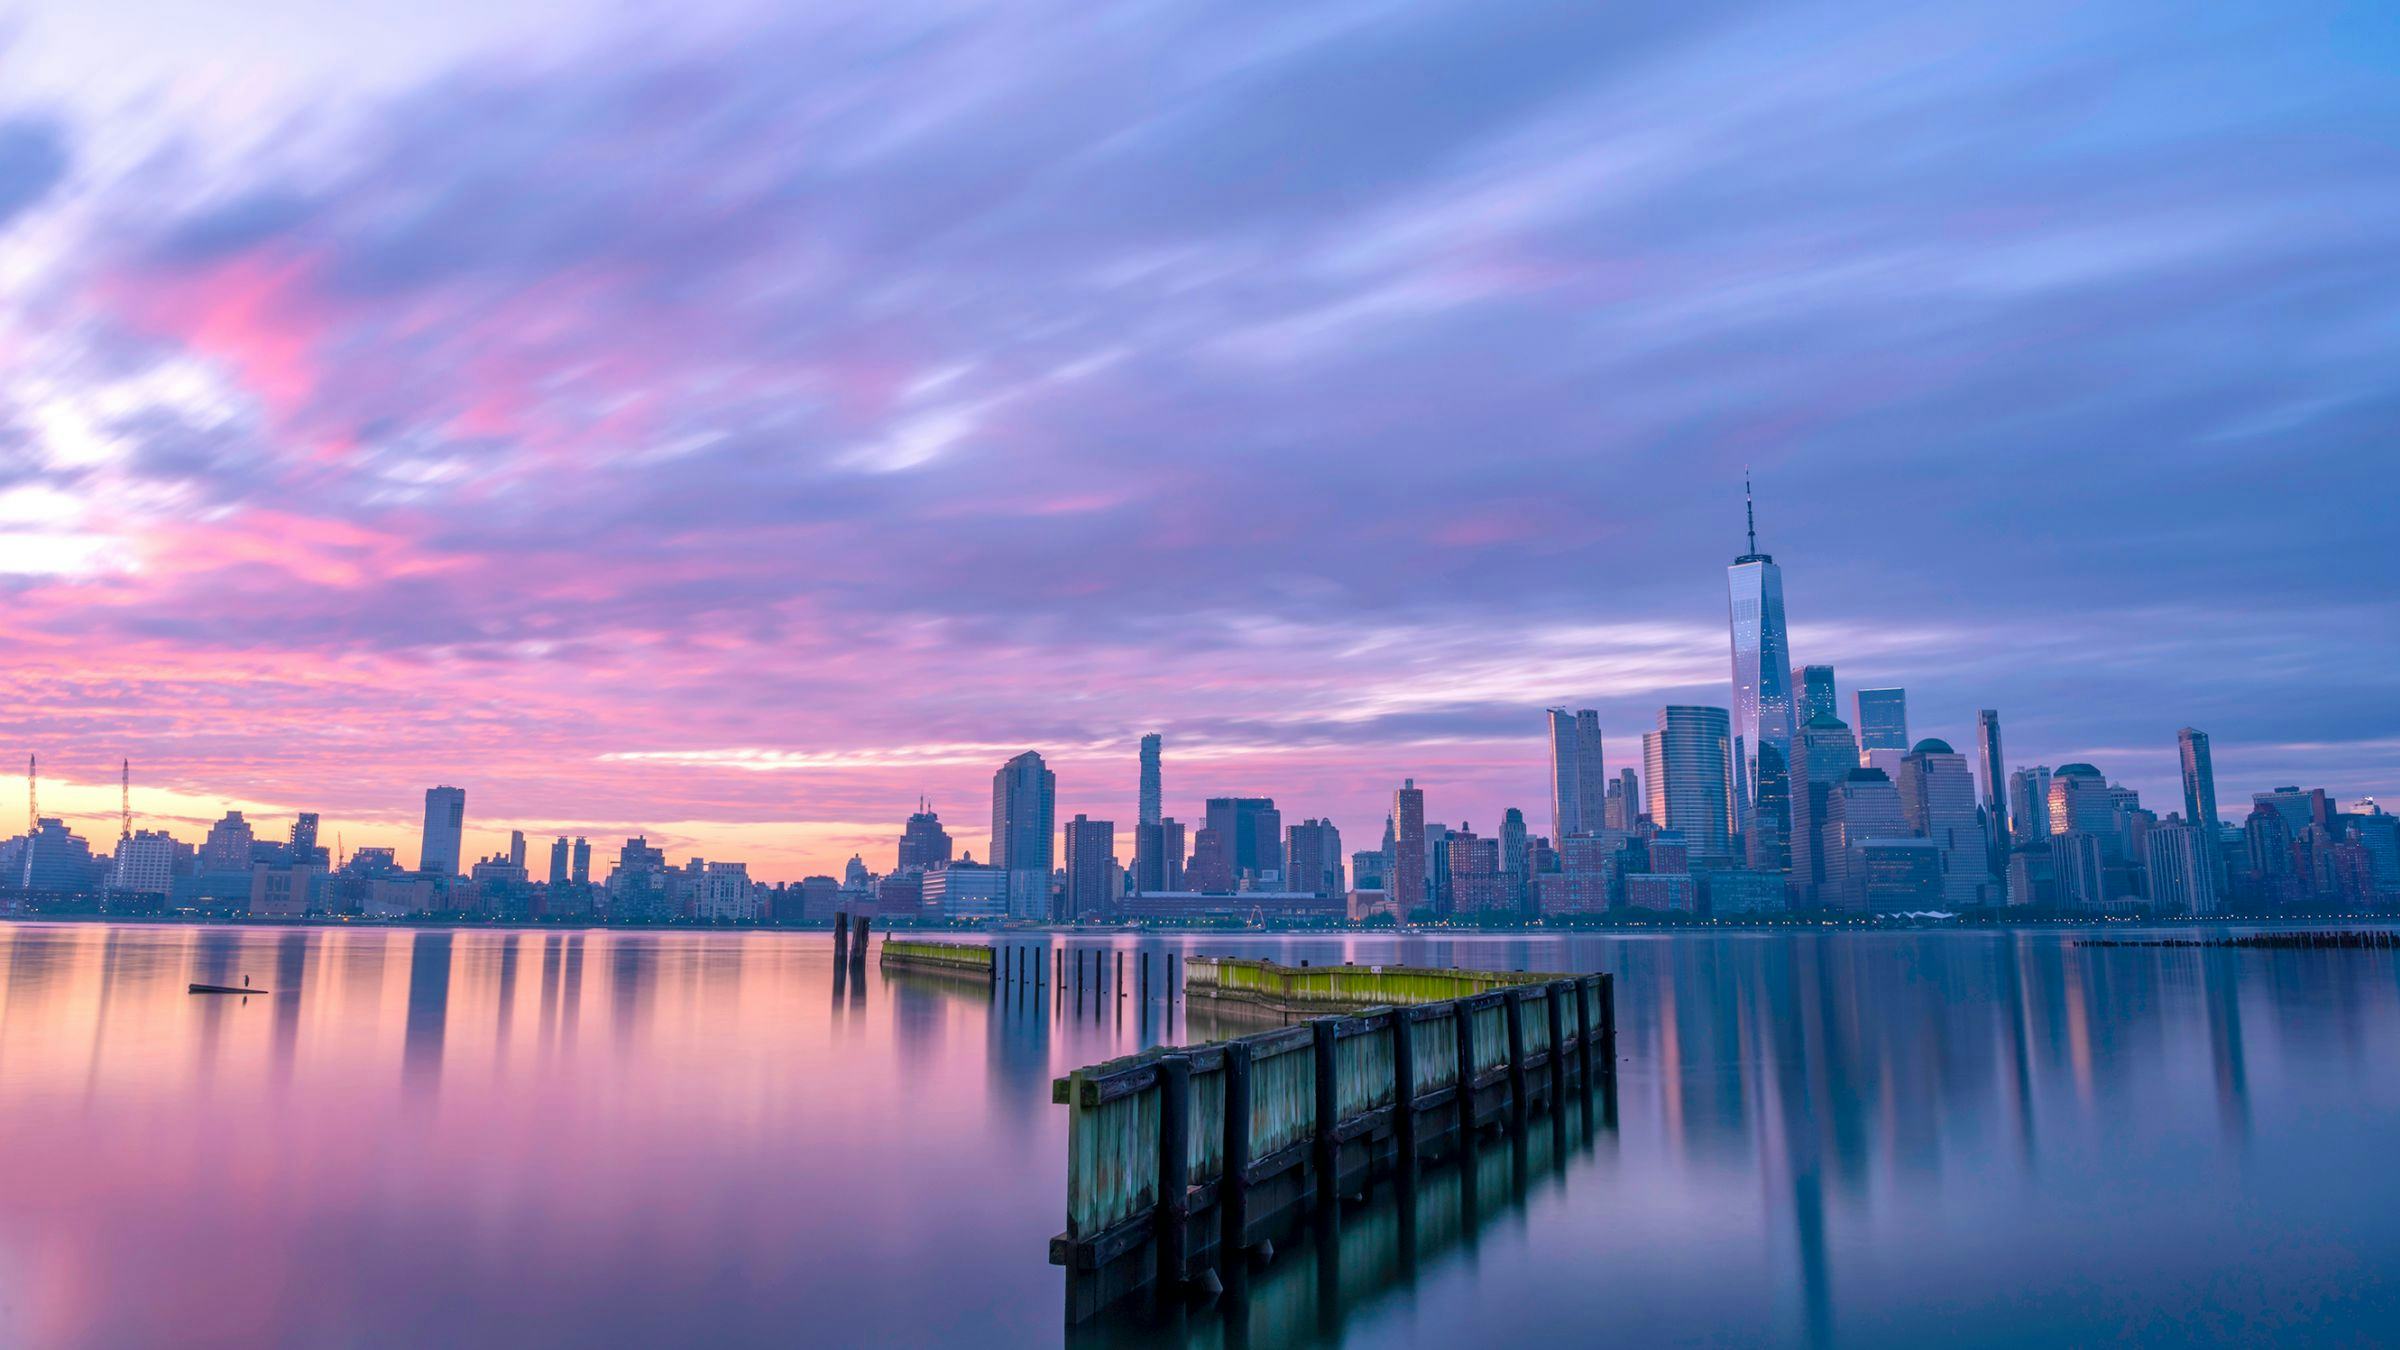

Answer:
[0,923,2396,1346]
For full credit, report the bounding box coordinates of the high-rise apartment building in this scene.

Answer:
[1546,708,1606,841]
[2143,822,2220,915]
[508,829,526,871]
[201,811,254,873]
[2178,727,2219,832]
[1135,817,1184,893]
[990,752,1055,875]
[1138,733,1162,828]
[420,787,465,876]
[1390,780,1427,912]
[548,836,570,887]
[1727,482,1797,861]
[571,837,591,886]
[1062,815,1116,921]
[1644,706,1735,861]
[1285,818,1345,897]
[1204,797,1283,885]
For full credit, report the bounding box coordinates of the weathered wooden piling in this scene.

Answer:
[1050,968,1614,1324]
[833,911,850,962]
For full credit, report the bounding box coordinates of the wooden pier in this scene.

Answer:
[1049,969,1615,1322]
[878,937,996,978]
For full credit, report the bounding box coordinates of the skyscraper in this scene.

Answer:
[898,802,954,872]
[1853,689,1909,758]
[1899,738,1995,906]
[2008,766,2053,842]
[420,786,465,876]
[570,836,591,886]
[991,752,1055,916]
[2144,822,2220,915]
[1138,732,1163,828]
[1545,708,1606,841]
[1976,710,2009,865]
[1788,712,1861,905]
[1644,706,1735,860]
[508,829,527,870]
[1797,665,1838,725]
[548,836,570,887]
[1062,815,1116,921]
[1726,478,1796,862]
[1821,767,1910,910]
[1390,780,1426,912]
[1203,797,1283,885]
[1285,818,1344,897]
[2178,727,2219,832]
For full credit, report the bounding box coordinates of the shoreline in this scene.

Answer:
[3,910,2394,938]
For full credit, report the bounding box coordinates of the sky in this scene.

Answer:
[0,0,2394,880]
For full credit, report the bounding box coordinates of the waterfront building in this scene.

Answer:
[2252,786,2324,838]
[1853,839,1946,912]
[2144,822,2220,915]
[2178,727,2220,832]
[548,836,571,888]
[1643,706,1735,861]
[1726,482,1797,865]
[991,751,1056,912]
[920,862,1006,921]
[109,829,186,896]
[571,837,591,886]
[1707,867,1787,915]
[420,786,466,876]
[2052,831,2107,909]
[1498,807,1529,908]
[19,818,103,893]
[1624,872,1696,912]
[1390,780,1427,912]
[1062,815,1116,921]
[201,811,255,873]
[1546,708,1606,841]
[1899,738,1996,906]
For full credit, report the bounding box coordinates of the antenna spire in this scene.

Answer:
[1744,466,1757,556]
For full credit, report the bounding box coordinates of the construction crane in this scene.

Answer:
[26,753,35,833]
[121,759,132,841]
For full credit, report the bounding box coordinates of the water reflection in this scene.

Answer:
[0,923,2393,1347]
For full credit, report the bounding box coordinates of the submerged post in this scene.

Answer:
[1505,988,1527,1123]
[1222,1039,1254,1258]
[1545,981,1569,1102]
[1117,950,1125,999]
[1156,1053,1192,1290]
[834,911,850,961]
[1455,1001,1479,1144]
[1312,1020,1339,1197]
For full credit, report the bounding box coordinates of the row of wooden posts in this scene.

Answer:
[1050,970,1615,1320]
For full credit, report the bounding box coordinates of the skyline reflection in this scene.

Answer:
[0,923,2394,1345]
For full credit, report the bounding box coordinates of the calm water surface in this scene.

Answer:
[1,921,2396,1347]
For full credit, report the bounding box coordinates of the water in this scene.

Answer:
[2,921,2396,1347]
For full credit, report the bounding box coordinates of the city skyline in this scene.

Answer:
[0,2,2394,881]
